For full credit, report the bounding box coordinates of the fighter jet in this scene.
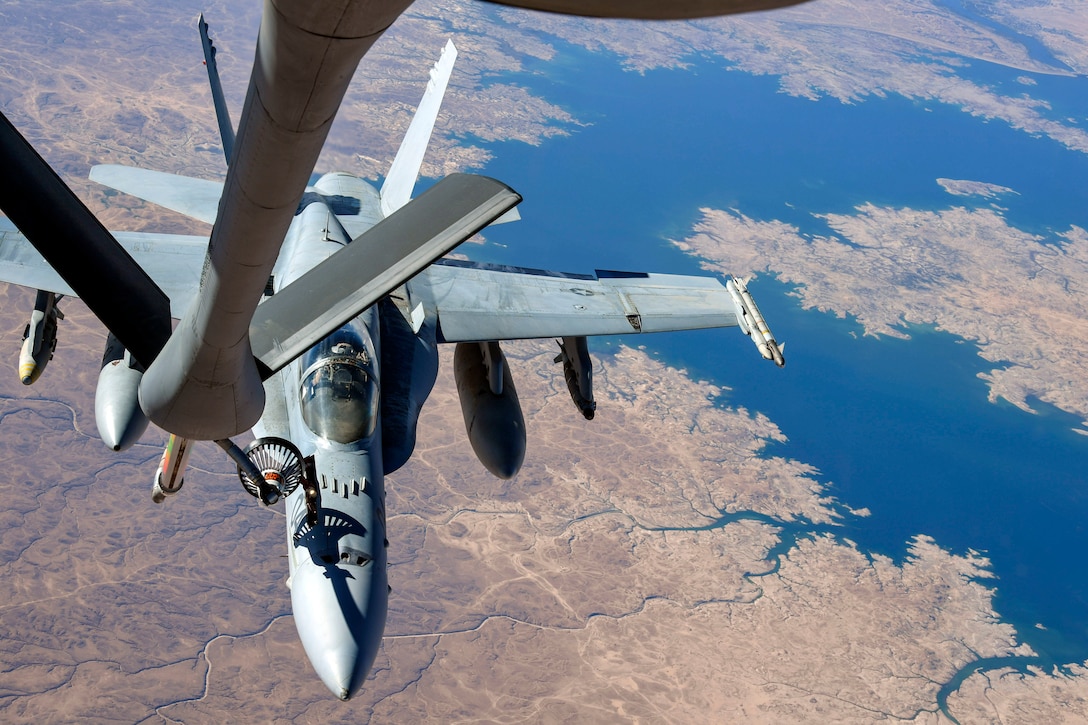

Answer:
[0,0,788,700]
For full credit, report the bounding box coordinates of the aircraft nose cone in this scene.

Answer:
[323,646,361,701]
[291,558,388,700]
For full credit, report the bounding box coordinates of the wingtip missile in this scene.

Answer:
[727,276,785,367]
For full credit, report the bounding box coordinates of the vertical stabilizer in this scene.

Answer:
[379,39,458,218]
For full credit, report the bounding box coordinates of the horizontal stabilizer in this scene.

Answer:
[417,261,743,342]
[250,173,521,376]
[90,165,223,225]
[490,206,521,225]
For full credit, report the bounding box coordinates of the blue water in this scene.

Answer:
[937,0,1073,71]
[470,38,1088,669]
[478,46,1088,258]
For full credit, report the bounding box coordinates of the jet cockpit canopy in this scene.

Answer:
[299,324,378,445]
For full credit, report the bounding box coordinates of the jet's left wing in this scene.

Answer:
[0,160,213,321]
[417,260,740,340]
[412,259,784,366]
[0,218,208,318]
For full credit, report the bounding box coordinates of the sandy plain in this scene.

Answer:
[0,0,1086,722]
[0,291,1046,722]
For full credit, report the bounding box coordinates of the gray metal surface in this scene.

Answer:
[416,262,741,342]
[95,348,149,452]
[90,166,223,226]
[0,225,209,319]
[255,307,389,701]
[249,173,521,376]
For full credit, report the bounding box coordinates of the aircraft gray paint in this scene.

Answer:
[0,0,794,700]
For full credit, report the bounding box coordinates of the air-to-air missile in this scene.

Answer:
[727,276,785,367]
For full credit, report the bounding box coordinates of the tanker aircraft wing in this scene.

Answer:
[486,0,809,18]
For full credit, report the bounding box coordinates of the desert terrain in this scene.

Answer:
[0,0,1086,722]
